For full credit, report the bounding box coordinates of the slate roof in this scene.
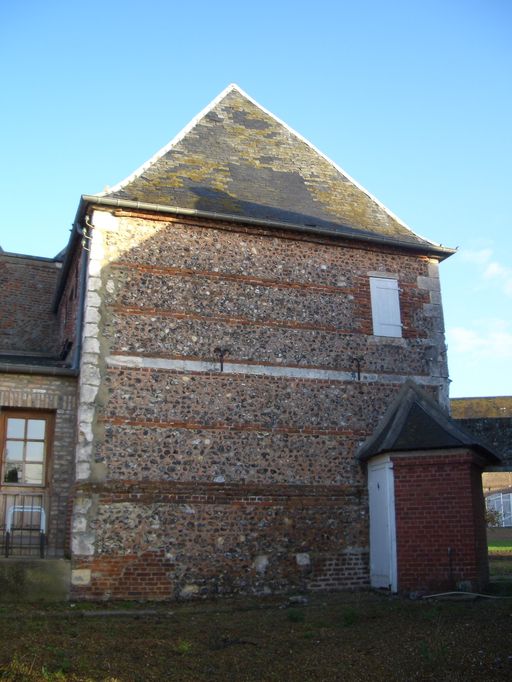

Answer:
[101,85,453,257]
[358,381,501,463]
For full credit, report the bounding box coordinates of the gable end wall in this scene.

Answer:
[71,209,449,599]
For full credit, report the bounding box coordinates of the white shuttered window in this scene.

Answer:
[370,277,402,337]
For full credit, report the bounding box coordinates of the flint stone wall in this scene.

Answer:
[71,210,448,599]
[72,482,368,600]
[96,422,364,485]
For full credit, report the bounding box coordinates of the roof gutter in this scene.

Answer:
[79,194,456,260]
[51,203,91,375]
[53,192,456,313]
[0,362,78,378]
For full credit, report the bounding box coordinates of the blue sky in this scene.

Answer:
[1,0,510,398]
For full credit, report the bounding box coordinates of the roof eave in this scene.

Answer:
[80,194,456,260]
[0,362,78,377]
[359,443,502,465]
[357,380,502,465]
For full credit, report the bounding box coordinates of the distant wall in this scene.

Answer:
[451,397,512,470]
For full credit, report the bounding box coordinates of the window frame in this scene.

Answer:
[0,410,54,489]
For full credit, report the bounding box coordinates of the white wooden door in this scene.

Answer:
[368,456,397,591]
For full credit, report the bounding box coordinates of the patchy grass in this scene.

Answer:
[488,539,512,554]
[489,557,512,577]
[0,592,512,681]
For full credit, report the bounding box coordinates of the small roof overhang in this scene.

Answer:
[358,380,502,465]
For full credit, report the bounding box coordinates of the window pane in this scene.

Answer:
[503,494,512,527]
[26,441,44,462]
[4,464,22,483]
[27,420,45,440]
[6,418,25,438]
[25,463,43,485]
[5,441,23,461]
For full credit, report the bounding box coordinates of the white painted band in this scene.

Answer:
[105,354,442,387]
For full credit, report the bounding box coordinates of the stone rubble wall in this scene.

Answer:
[72,481,368,600]
[105,312,432,375]
[71,210,449,599]
[95,421,364,485]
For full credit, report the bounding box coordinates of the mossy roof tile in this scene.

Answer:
[103,85,449,254]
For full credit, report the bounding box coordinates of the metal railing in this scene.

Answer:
[0,493,47,558]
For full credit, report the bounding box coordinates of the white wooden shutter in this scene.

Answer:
[370,277,402,337]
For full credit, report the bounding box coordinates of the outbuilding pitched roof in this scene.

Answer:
[357,380,502,464]
[101,84,453,257]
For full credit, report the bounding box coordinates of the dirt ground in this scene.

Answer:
[1,585,512,682]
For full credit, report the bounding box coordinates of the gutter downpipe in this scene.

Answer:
[72,216,91,373]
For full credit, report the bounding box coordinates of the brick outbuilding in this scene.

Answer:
[359,381,500,592]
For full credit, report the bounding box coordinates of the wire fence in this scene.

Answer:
[486,491,512,528]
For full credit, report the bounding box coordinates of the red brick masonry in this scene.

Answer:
[392,450,488,592]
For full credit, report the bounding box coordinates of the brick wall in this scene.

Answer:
[71,209,449,599]
[392,450,489,592]
[0,374,77,555]
[56,247,83,357]
[0,254,61,355]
